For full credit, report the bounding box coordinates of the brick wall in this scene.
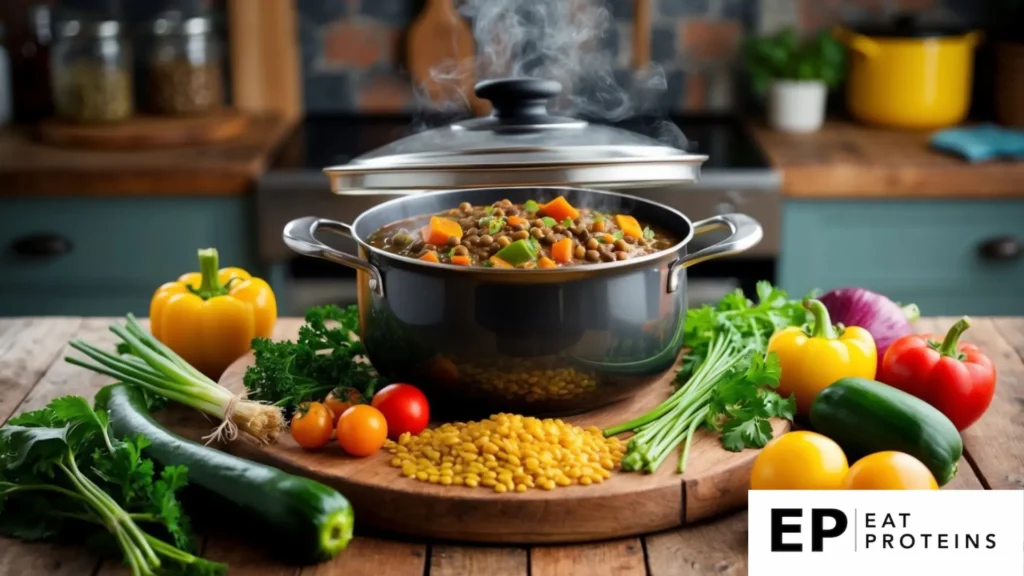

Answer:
[298,0,982,115]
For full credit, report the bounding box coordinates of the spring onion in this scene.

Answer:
[64,314,285,445]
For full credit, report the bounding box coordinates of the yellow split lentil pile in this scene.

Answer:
[384,413,624,493]
[459,364,598,401]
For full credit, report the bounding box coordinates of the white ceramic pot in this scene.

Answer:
[767,80,827,133]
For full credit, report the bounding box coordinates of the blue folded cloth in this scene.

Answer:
[930,124,1024,163]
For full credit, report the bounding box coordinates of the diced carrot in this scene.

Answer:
[591,219,606,232]
[425,216,463,246]
[538,256,557,269]
[615,214,643,239]
[550,238,573,264]
[507,215,527,227]
[419,251,440,263]
[451,254,471,266]
[540,196,579,222]
[489,256,513,268]
[600,233,615,245]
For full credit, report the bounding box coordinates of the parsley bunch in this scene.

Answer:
[0,396,225,575]
[243,305,379,412]
[605,281,811,473]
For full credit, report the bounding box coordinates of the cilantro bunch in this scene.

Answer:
[605,281,811,473]
[243,305,379,412]
[0,396,225,575]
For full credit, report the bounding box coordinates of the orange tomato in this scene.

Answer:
[750,431,849,490]
[842,451,938,490]
[290,402,334,449]
[337,404,388,457]
[324,388,363,425]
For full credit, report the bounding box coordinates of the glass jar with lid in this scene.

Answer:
[51,19,134,123]
[147,11,224,115]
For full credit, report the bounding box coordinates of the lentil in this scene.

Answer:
[367,197,676,267]
[384,413,623,493]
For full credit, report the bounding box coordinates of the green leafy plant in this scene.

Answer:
[0,395,226,575]
[744,28,846,94]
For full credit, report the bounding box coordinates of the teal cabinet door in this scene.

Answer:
[780,199,1024,316]
[0,196,256,316]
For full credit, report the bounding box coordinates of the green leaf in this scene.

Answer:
[720,418,773,452]
[764,391,797,421]
[612,231,624,241]
[7,409,60,428]
[561,218,573,228]
[0,425,69,471]
[49,396,108,431]
[642,226,655,240]
[152,464,193,552]
[523,200,539,213]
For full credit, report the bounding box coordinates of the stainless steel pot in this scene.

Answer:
[283,186,761,417]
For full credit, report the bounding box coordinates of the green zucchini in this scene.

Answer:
[99,384,353,564]
[809,377,963,486]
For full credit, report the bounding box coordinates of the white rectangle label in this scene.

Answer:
[748,490,1024,576]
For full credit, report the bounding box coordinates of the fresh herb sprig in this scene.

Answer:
[0,396,225,576]
[243,305,379,413]
[606,281,810,473]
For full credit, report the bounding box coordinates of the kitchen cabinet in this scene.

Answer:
[0,196,257,316]
[779,199,1024,316]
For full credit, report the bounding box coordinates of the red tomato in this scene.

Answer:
[371,383,430,439]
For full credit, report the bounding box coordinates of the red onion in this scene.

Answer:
[818,287,920,372]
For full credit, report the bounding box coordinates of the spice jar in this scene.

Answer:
[51,19,134,123]
[147,13,224,115]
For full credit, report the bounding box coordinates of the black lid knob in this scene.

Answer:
[474,78,564,125]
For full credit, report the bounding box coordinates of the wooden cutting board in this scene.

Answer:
[406,0,490,116]
[173,351,789,545]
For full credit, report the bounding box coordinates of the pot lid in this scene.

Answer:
[852,14,973,39]
[324,78,708,194]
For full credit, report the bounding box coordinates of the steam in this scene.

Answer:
[411,0,686,149]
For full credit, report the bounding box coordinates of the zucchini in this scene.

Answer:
[99,384,353,564]
[809,377,962,486]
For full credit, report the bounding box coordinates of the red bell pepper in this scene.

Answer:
[878,316,997,431]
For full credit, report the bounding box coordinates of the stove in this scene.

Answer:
[258,114,781,314]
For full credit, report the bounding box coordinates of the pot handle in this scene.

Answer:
[667,213,763,293]
[832,26,880,58]
[283,216,385,297]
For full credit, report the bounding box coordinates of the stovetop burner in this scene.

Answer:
[269,113,772,172]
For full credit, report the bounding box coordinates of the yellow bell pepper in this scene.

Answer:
[766,298,876,415]
[150,248,277,379]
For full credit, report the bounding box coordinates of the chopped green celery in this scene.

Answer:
[493,239,537,266]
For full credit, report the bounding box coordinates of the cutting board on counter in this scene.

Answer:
[164,350,788,545]
[38,112,249,149]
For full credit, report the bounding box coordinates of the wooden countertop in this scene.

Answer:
[2,316,1022,576]
[751,120,1024,198]
[0,115,295,197]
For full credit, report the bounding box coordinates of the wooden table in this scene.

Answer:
[2,317,1022,575]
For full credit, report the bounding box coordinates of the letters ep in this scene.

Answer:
[770,508,848,552]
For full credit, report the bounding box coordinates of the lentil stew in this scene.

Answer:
[367,196,678,268]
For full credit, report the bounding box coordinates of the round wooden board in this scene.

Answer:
[190,353,789,545]
[38,111,249,149]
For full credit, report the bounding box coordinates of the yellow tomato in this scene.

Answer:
[842,451,938,490]
[750,431,849,490]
